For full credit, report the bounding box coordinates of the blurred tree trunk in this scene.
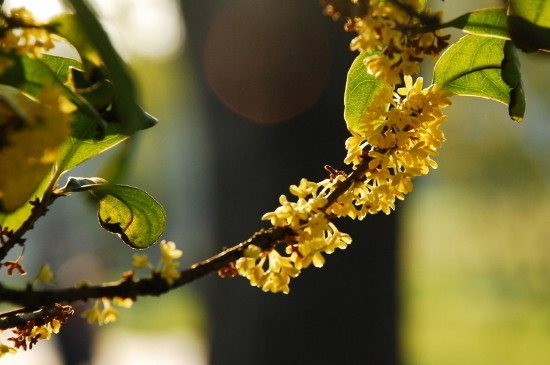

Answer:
[180,1,399,364]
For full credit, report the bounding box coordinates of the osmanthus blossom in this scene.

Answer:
[237,75,452,293]
[81,297,132,325]
[132,253,150,269]
[0,84,76,211]
[333,76,452,218]
[158,240,183,285]
[2,310,68,354]
[130,240,183,285]
[35,263,55,286]
[344,0,450,85]
[0,8,55,57]
[0,337,17,358]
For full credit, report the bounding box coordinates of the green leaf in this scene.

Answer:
[96,184,166,249]
[501,41,522,87]
[509,81,526,122]
[509,0,550,27]
[60,177,166,249]
[433,35,510,105]
[344,51,386,133]
[58,176,107,193]
[66,0,155,133]
[0,52,125,172]
[56,117,128,172]
[0,50,107,136]
[68,67,115,111]
[507,17,550,52]
[508,0,550,52]
[40,54,82,82]
[501,41,525,122]
[444,7,509,39]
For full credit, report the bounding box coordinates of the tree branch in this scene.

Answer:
[0,304,73,331]
[0,152,373,328]
[0,225,293,313]
[0,192,63,262]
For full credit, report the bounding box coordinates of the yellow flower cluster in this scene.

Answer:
[347,0,450,84]
[338,76,452,216]
[30,263,55,286]
[0,84,76,212]
[132,240,183,285]
[236,179,352,294]
[24,320,61,341]
[0,8,55,57]
[158,240,182,284]
[81,297,132,325]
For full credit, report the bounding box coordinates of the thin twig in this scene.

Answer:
[0,192,63,262]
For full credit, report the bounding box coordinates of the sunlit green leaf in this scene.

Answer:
[508,0,550,52]
[59,177,166,249]
[509,0,550,27]
[56,117,128,172]
[433,35,510,105]
[96,184,165,249]
[344,51,386,133]
[40,54,82,82]
[444,7,509,39]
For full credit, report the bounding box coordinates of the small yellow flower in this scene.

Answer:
[35,263,55,286]
[51,319,61,334]
[0,340,17,358]
[132,254,150,269]
[101,299,118,324]
[160,260,181,285]
[29,325,52,341]
[112,297,134,308]
[159,240,183,262]
[0,8,55,57]
[81,301,102,324]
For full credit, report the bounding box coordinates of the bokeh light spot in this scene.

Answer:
[204,0,332,123]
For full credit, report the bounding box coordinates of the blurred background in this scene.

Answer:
[1,0,550,364]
